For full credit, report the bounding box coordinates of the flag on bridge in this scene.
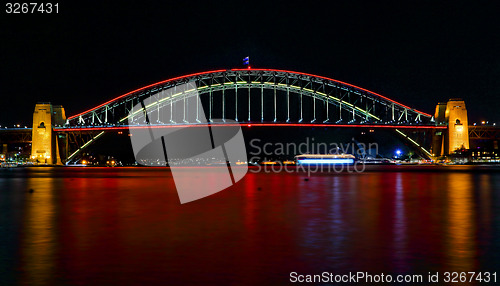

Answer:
[243,56,250,67]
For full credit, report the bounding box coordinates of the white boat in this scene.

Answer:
[295,154,355,165]
[359,158,396,164]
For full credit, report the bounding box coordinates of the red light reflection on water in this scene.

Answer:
[11,166,498,285]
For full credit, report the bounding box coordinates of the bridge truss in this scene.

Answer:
[469,126,500,140]
[65,69,434,128]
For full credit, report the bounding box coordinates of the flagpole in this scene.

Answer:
[243,56,250,69]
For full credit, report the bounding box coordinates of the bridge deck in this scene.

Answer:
[53,123,448,132]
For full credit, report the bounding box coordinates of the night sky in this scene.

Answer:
[1,1,499,127]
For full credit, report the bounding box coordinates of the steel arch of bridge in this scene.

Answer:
[65,68,433,128]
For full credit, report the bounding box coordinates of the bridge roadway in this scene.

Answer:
[6,124,500,139]
[2,123,449,162]
[53,123,448,132]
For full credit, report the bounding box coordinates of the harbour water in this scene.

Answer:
[1,166,500,285]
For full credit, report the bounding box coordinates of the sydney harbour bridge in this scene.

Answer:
[3,68,491,164]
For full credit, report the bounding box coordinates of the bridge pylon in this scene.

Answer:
[431,98,469,157]
[31,103,66,164]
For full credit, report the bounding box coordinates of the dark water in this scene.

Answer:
[1,166,500,285]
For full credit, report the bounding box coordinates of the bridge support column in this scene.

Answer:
[286,88,290,122]
[222,87,225,121]
[248,85,251,122]
[273,85,277,122]
[337,101,342,122]
[209,88,212,122]
[31,103,66,165]
[299,89,303,122]
[312,95,316,123]
[431,98,469,157]
[235,85,238,121]
[324,100,329,123]
[261,85,264,122]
